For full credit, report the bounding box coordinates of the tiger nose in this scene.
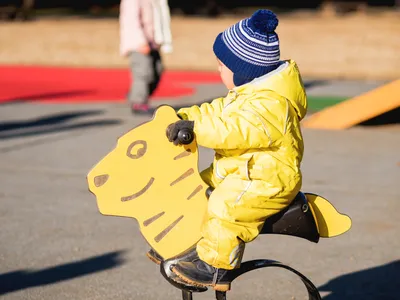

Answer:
[94,174,109,187]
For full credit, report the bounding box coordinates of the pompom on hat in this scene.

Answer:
[213,9,281,86]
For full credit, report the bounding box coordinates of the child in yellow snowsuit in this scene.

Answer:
[166,9,307,291]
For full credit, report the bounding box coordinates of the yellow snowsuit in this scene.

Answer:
[177,60,307,270]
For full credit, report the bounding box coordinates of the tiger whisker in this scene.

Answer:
[143,211,165,227]
[154,215,184,243]
[187,185,203,200]
[170,168,194,186]
[173,149,192,160]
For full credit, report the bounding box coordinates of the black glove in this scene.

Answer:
[166,120,194,146]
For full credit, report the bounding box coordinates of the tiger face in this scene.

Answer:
[87,106,207,259]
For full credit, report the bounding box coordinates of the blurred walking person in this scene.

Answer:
[119,0,173,115]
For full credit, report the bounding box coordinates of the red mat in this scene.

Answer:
[0,66,221,103]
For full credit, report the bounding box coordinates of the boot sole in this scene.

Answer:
[146,252,162,265]
[171,266,231,292]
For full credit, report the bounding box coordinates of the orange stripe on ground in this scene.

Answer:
[302,79,400,130]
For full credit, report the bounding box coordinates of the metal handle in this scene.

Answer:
[177,128,194,145]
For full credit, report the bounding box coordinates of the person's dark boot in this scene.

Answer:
[146,249,163,265]
[147,246,198,265]
[171,252,234,292]
[160,246,208,292]
[131,103,152,116]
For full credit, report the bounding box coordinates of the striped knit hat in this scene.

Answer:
[213,9,280,86]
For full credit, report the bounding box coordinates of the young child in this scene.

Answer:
[165,9,307,291]
[119,0,173,115]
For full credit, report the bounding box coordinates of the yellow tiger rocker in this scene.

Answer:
[87,105,352,300]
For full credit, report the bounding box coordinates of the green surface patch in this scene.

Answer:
[307,96,348,112]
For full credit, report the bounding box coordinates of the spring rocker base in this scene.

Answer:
[161,258,322,300]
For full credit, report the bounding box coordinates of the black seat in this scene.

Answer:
[205,188,320,243]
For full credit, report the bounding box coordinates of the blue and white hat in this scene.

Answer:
[213,9,280,86]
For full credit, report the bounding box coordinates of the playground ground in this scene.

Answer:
[0,11,399,300]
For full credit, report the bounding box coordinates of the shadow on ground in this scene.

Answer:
[0,110,122,140]
[319,260,400,299]
[303,80,327,89]
[359,107,400,127]
[0,250,126,296]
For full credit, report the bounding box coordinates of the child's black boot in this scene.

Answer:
[172,252,234,292]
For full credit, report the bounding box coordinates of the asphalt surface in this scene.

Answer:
[0,83,399,300]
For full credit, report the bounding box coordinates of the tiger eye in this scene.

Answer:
[127,140,147,159]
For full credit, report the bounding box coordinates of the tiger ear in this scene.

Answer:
[152,105,180,124]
